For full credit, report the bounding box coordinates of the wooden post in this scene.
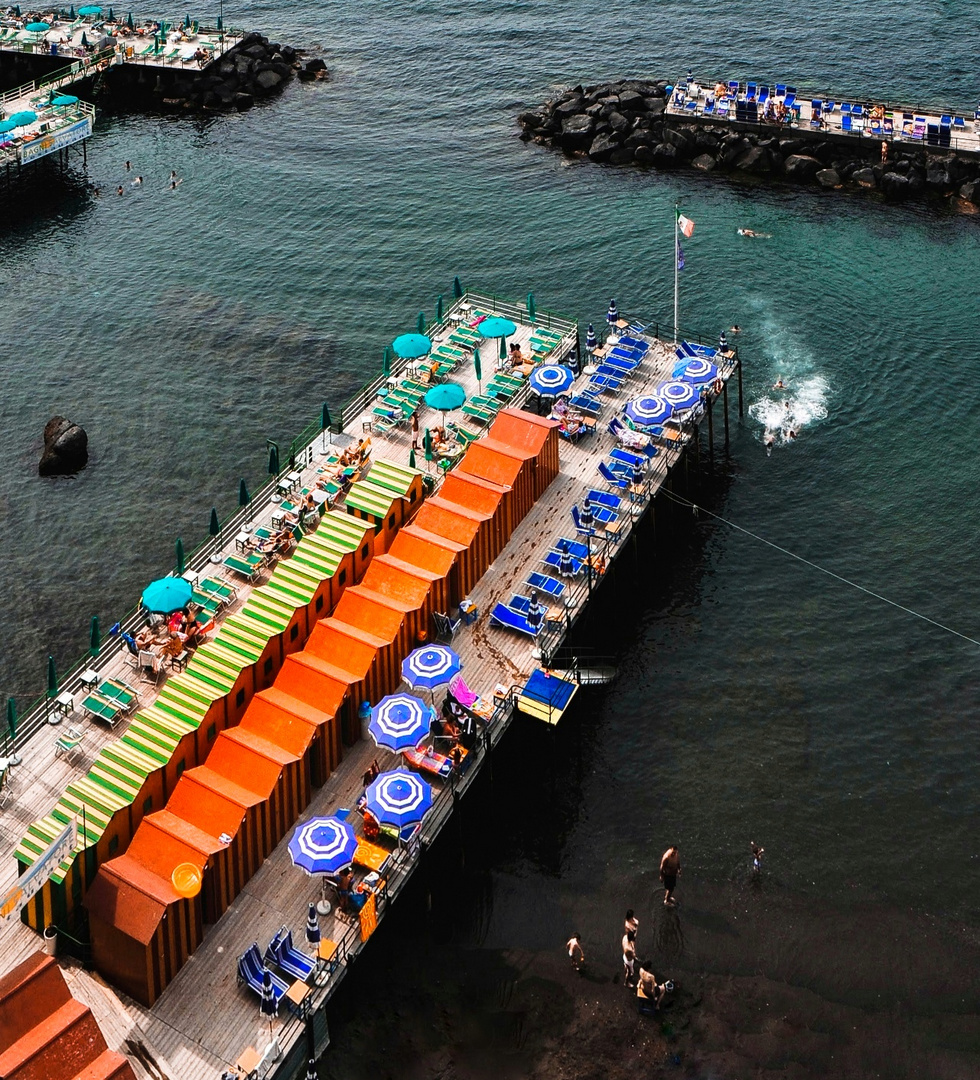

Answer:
[707,395,714,467]
[723,383,730,451]
[737,354,744,418]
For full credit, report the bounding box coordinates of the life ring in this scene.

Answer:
[713,378,724,395]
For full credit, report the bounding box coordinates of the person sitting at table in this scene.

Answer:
[159,633,185,661]
[134,626,161,650]
[449,744,464,771]
[298,491,318,523]
[337,866,367,914]
[508,342,525,367]
[181,607,206,650]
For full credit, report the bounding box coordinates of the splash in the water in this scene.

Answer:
[750,373,829,449]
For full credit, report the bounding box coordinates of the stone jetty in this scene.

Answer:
[518,79,980,204]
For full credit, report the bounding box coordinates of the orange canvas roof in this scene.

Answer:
[239,698,317,757]
[0,955,70,1054]
[85,863,170,944]
[333,589,405,642]
[398,521,467,554]
[0,998,103,1080]
[166,774,247,839]
[205,735,283,799]
[221,724,299,767]
[359,562,431,608]
[488,407,558,455]
[75,1049,137,1080]
[276,653,353,715]
[373,552,443,585]
[387,530,458,578]
[182,765,264,811]
[125,818,205,881]
[256,687,337,729]
[440,472,505,517]
[413,501,482,546]
[304,620,383,678]
[136,811,221,859]
[457,440,525,485]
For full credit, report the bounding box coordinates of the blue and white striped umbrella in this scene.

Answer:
[585,323,598,350]
[369,693,432,752]
[260,969,278,1018]
[529,364,574,396]
[606,299,619,326]
[672,356,718,384]
[656,381,701,411]
[402,645,461,691]
[288,816,358,875]
[624,395,672,427]
[306,902,320,946]
[365,770,433,828]
[306,1059,318,1080]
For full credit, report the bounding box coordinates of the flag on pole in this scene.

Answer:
[678,213,695,238]
[676,243,685,270]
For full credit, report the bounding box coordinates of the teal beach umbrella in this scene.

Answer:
[9,111,37,128]
[142,576,192,613]
[90,615,101,657]
[392,334,430,360]
[452,276,463,299]
[47,655,59,698]
[26,20,50,32]
[0,121,17,134]
[175,536,185,574]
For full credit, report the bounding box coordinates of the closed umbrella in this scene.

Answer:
[585,323,597,351]
[321,402,332,449]
[452,275,463,299]
[719,330,728,353]
[529,365,574,396]
[559,549,575,577]
[580,497,594,531]
[268,443,280,476]
[142,576,192,613]
[260,969,278,1029]
[499,337,507,361]
[126,11,133,29]
[209,507,220,544]
[364,769,432,829]
[401,644,461,693]
[391,333,431,360]
[435,295,443,322]
[175,536,185,574]
[606,299,619,327]
[423,428,433,463]
[527,591,544,630]
[47,655,59,698]
[416,311,425,334]
[382,346,392,378]
[624,395,672,427]
[527,292,536,323]
[6,698,20,764]
[238,478,250,513]
[632,461,645,488]
[305,902,321,948]
[108,6,114,20]
[89,615,101,657]
[81,30,89,47]
[408,447,416,469]
[368,693,432,752]
[473,347,482,391]
[305,1059,318,1080]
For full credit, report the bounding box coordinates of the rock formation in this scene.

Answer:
[39,416,88,476]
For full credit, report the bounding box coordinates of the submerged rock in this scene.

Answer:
[39,416,88,476]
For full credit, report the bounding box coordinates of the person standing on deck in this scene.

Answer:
[566,933,585,973]
[660,845,681,906]
[411,410,420,450]
[624,908,639,935]
[622,928,637,986]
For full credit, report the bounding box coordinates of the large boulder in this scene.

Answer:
[39,416,88,476]
[634,144,656,165]
[651,142,679,167]
[587,132,620,161]
[734,145,772,174]
[254,69,282,92]
[607,110,630,133]
[609,147,634,164]
[851,167,877,188]
[559,113,594,150]
[815,168,842,189]
[691,153,717,171]
[959,179,980,204]
[783,154,821,181]
[617,89,646,113]
[554,95,584,118]
[881,172,911,199]
[644,97,666,116]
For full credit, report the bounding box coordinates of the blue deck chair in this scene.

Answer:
[598,461,630,490]
[953,116,965,128]
[526,571,565,599]
[841,115,853,132]
[543,550,584,576]
[840,102,851,115]
[681,341,718,359]
[604,356,640,375]
[774,83,786,100]
[569,392,602,414]
[784,92,796,110]
[940,115,951,125]
[727,80,738,97]
[823,100,835,114]
[266,927,316,983]
[851,103,863,117]
[684,97,697,112]
[238,944,288,1007]
[489,601,540,637]
[608,345,644,362]
[746,82,757,101]
[610,447,647,470]
[605,458,636,481]
[758,85,770,104]
[617,336,649,353]
[746,101,759,121]
[703,95,715,116]
[716,98,730,118]
[926,123,939,145]
[587,489,622,511]
[591,367,626,386]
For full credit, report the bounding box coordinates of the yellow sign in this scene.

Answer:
[359,892,377,942]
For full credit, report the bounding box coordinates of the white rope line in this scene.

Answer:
[663,491,980,650]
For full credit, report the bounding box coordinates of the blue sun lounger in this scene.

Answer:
[575,502,618,526]
[608,346,644,364]
[572,506,597,537]
[587,489,622,510]
[598,461,630,490]
[555,537,590,560]
[679,341,718,359]
[758,85,769,105]
[842,115,853,132]
[489,601,540,637]
[616,336,649,354]
[526,571,565,598]
[543,549,585,576]
[238,944,288,1009]
[266,927,316,983]
[589,369,625,389]
[569,392,603,415]
[610,447,648,470]
[746,82,757,101]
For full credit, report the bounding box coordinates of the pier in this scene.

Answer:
[0,290,739,1080]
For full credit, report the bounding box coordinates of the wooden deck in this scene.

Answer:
[0,295,737,1079]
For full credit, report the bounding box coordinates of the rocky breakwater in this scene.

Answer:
[147,32,327,112]
[518,80,980,205]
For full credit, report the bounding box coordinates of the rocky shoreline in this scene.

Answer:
[518,79,980,204]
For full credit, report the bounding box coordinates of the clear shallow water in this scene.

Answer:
[2,0,980,1036]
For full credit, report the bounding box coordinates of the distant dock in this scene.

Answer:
[0,289,740,1080]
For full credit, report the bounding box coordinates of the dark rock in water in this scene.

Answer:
[816,168,842,189]
[588,133,620,161]
[852,167,876,187]
[783,154,821,181]
[734,146,772,173]
[235,92,254,110]
[559,113,594,150]
[691,153,717,172]
[617,89,646,113]
[624,130,652,150]
[305,57,326,73]
[609,147,634,164]
[645,97,666,116]
[959,179,980,203]
[634,144,655,164]
[652,142,679,166]
[881,172,911,199]
[518,109,549,130]
[555,95,584,117]
[254,69,283,93]
[281,45,297,62]
[39,416,88,476]
[608,110,629,133]
[244,43,267,59]
[925,161,952,190]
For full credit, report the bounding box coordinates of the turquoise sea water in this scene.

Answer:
[3,0,980,1060]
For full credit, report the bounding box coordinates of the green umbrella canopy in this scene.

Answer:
[527,292,536,323]
[382,346,392,377]
[452,276,463,300]
[175,536,185,573]
[239,478,250,508]
[435,295,443,322]
[126,11,133,28]
[473,348,482,382]
[408,447,416,469]
[46,655,59,698]
[321,401,332,431]
[89,614,100,657]
[416,311,425,334]
[7,697,17,741]
[209,507,220,537]
[499,336,507,361]
[423,428,433,461]
[268,444,280,475]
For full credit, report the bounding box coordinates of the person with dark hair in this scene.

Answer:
[624,908,639,934]
[622,928,637,986]
[566,933,584,973]
[638,967,674,1010]
[660,845,681,906]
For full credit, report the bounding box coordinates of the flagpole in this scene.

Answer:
[673,203,679,342]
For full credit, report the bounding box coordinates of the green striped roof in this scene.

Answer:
[345,480,398,520]
[242,591,296,633]
[14,814,85,879]
[215,613,272,660]
[320,510,372,550]
[289,547,340,581]
[262,567,317,607]
[367,457,421,497]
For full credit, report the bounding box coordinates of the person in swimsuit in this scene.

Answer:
[751,841,765,875]
[773,377,787,390]
[624,908,639,935]
[622,929,637,986]
[660,845,681,905]
[566,933,584,972]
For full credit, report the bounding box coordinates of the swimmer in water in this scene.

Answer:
[730,325,741,334]
[785,428,797,440]
[764,432,775,457]
[116,185,124,195]
[783,400,792,411]
[773,377,787,390]
[131,175,142,187]
[169,178,182,190]
[738,228,773,238]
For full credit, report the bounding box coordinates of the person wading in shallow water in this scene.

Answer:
[660,845,681,906]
